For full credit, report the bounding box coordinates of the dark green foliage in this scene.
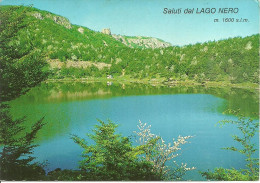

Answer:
[0,6,49,102]
[47,168,84,181]
[201,167,257,181]
[72,120,162,181]
[0,6,49,180]
[200,110,259,181]
[0,104,46,180]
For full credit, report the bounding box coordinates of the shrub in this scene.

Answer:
[200,110,259,181]
[134,120,195,180]
[72,120,194,181]
[72,120,161,181]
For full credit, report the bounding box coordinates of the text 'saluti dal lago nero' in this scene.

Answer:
[163,7,239,14]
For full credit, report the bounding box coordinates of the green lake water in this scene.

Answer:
[9,82,259,180]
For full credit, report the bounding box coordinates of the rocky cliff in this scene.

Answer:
[31,11,72,29]
[112,35,172,49]
[101,28,111,35]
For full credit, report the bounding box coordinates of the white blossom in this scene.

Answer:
[134,120,195,176]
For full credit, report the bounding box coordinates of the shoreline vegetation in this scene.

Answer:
[45,77,259,90]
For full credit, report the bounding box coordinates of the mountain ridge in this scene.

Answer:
[111,34,172,49]
[1,5,259,84]
[26,5,172,49]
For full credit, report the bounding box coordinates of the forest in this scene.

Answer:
[0,5,259,85]
[0,5,259,181]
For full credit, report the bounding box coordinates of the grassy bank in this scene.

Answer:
[45,76,259,90]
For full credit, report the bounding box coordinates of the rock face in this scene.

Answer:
[48,14,72,29]
[78,27,84,34]
[245,41,252,50]
[101,28,111,35]
[30,11,72,29]
[48,59,111,70]
[112,35,171,49]
[32,12,43,20]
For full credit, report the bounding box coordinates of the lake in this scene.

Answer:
[9,81,259,180]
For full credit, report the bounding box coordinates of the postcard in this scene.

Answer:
[0,0,259,181]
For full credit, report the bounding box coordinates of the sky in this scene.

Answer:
[1,0,259,45]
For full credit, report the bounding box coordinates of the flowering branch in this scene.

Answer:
[134,120,195,180]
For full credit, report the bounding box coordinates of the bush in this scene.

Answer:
[0,105,46,180]
[134,120,195,180]
[200,110,259,181]
[72,120,194,181]
[72,120,161,181]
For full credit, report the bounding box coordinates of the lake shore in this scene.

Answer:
[45,76,259,90]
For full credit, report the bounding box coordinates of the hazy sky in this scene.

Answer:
[1,0,259,45]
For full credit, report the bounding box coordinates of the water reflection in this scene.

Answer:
[8,81,259,143]
[11,81,259,117]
